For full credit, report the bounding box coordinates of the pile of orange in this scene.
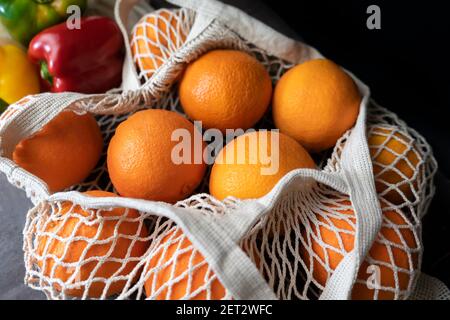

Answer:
[130,9,363,201]
[13,8,424,300]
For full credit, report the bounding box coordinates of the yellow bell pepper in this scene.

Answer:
[0,40,40,112]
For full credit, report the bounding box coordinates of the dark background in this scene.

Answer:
[254,0,450,286]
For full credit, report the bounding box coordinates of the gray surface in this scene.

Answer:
[0,173,45,299]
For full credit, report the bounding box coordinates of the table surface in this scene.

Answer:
[0,174,44,299]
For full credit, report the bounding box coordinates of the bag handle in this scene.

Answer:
[166,0,321,64]
[0,93,87,159]
[319,82,382,300]
[0,93,87,202]
[49,191,278,300]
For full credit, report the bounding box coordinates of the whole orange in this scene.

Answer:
[107,109,206,203]
[301,200,355,288]
[179,50,272,132]
[368,125,421,204]
[352,208,418,299]
[300,197,418,300]
[273,59,361,152]
[144,228,226,300]
[36,190,149,298]
[13,111,103,192]
[131,9,189,80]
[209,131,316,200]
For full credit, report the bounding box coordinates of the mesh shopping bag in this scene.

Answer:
[0,0,448,300]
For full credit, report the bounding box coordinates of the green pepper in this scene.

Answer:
[0,97,8,113]
[0,0,88,45]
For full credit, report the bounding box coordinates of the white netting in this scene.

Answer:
[410,273,450,300]
[239,102,436,300]
[23,193,236,300]
[130,8,195,84]
[0,0,447,300]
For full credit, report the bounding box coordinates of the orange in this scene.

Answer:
[209,131,316,200]
[107,109,207,203]
[301,199,355,288]
[352,208,418,300]
[300,197,418,300]
[13,111,103,192]
[131,9,189,80]
[144,228,226,300]
[368,126,421,204]
[273,59,361,152]
[179,50,272,132]
[36,190,150,298]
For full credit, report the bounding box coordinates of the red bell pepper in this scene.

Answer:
[28,16,124,94]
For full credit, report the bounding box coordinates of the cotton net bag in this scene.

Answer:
[0,0,448,300]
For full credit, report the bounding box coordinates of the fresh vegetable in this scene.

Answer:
[13,111,103,192]
[273,59,361,153]
[179,50,272,132]
[0,40,40,112]
[131,8,189,82]
[0,98,8,113]
[36,190,149,298]
[28,16,124,94]
[368,125,422,204]
[209,131,316,201]
[299,195,418,300]
[107,109,207,203]
[0,0,87,45]
[144,228,226,300]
